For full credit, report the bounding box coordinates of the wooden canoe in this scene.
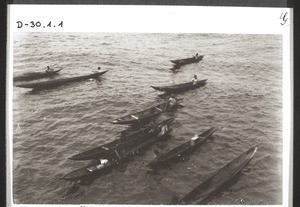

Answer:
[13,69,63,82]
[171,55,204,66]
[151,79,207,94]
[69,117,175,161]
[61,121,173,181]
[14,70,108,89]
[148,127,216,169]
[112,100,181,125]
[178,146,258,204]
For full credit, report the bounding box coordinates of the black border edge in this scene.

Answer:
[1,0,7,207]
[6,0,293,8]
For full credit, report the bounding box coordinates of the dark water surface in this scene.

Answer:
[12,33,282,204]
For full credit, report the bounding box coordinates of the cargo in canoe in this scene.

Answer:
[69,117,175,161]
[148,127,216,169]
[61,122,173,181]
[178,146,258,204]
[171,55,204,66]
[14,70,108,89]
[13,69,63,82]
[151,79,207,94]
[112,99,182,125]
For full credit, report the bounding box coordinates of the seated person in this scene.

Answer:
[191,75,198,85]
[45,66,54,72]
[168,96,177,109]
[193,53,199,59]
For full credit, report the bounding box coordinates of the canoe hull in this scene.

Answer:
[62,121,174,181]
[69,117,175,161]
[171,55,204,66]
[15,71,108,89]
[179,146,258,204]
[13,69,63,82]
[151,79,207,94]
[149,127,216,169]
[112,102,175,125]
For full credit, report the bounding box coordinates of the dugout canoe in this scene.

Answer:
[13,69,63,82]
[61,122,173,181]
[148,127,216,169]
[171,55,204,66]
[14,70,108,89]
[178,146,258,204]
[151,79,207,94]
[69,117,175,161]
[112,99,182,125]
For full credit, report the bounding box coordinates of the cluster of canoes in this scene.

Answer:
[14,55,258,204]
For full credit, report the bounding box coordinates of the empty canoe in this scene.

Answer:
[178,146,258,204]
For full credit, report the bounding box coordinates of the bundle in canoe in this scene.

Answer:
[112,99,182,125]
[13,69,63,82]
[178,146,258,204]
[14,70,108,89]
[61,121,173,181]
[148,127,216,169]
[69,117,175,161]
[171,55,204,66]
[151,79,207,94]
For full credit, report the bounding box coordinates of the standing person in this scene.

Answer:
[191,75,198,85]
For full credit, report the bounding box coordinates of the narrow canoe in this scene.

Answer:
[148,127,216,169]
[151,79,207,94]
[13,69,63,82]
[61,121,173,181]
[14,70,108,89]
[112,100,181,125]
[69,117,175,161]
[178,146,258,204]
[171,55,204,65]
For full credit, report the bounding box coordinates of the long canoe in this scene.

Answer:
[148,127,216,169]
[178,146,258,204]
[171,55,204,66]
[151,79,207,94]
[61,121,173,181]
[112,99,181,125]
[69,117,175,161]
[14,70,108,89]
[13,69,63,82]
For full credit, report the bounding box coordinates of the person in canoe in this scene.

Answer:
[191,75,198,85]
[93,67,102,73]
[193,53,199,59]
[45,66,54,73]
[168,96,178,109]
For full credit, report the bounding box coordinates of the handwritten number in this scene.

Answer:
[58,21,63,27]
[47,21,51,27]
[280,12,288,25]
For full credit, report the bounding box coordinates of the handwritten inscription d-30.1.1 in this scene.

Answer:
[16,21,63,29]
